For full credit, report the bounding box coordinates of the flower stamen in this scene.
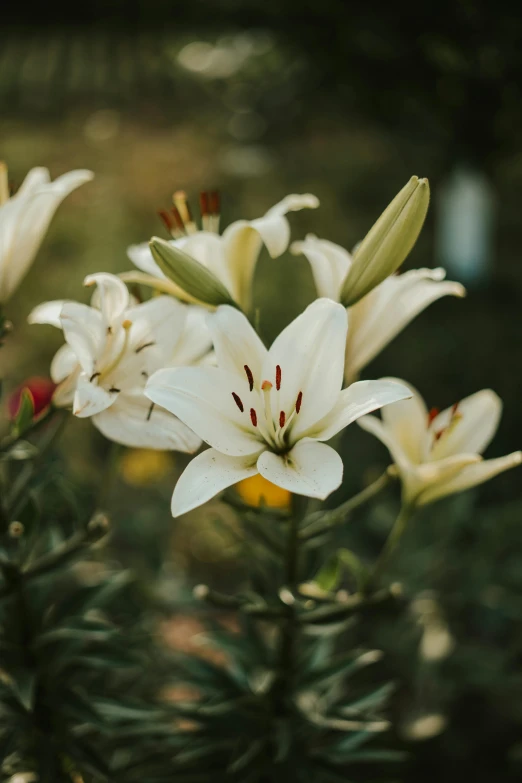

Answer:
[279,411,286,428]
[276,365,282,390]
[0,162,9,206]
[250,408,257,426]
[232,392,244,412]
[296,391,303,414]
[173,191,197,234]
[244,364,254,391]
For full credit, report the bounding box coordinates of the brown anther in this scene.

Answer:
[250,408,257,426]
[199,191,209,217]
[261,380,273,391]
[158,209,174,234]
[170,206,186,234]
[276,365,282,390]
[232,392,244,412]
[296,391,303,414]
[279,411,286,428]
[451,402,460,416]
[244,365,254,391]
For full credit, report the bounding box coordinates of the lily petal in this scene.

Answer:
[145,366,264,456]
[51,344,78,383]
[85,273,130,325]
[28,300,67,329]
[357,412,413,474]
[73,373,117,418]
[1,170,93,302]
[171,306,213,366]
[290,234,351,302]
[418,452,522,504]
[60,302,105,374]
[208,305,267,384]
[257,440,343,499]
[380,379,430,463]
[345,268,465,381]
[304,379,413,442]
[222,193,319,310]
[264,298,348,438]
[93,391,202,452]
[430,389,502,460]
[53,367,81,407]
[171,448,259,517]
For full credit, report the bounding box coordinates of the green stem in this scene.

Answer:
[300,469,394,540]
[364,502,414,594]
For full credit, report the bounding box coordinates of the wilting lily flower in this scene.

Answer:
[145,299,411,516]
[0,164,93,303]
[28,273,211,451]
[358,380,522,505]
[127,191,319,312]
[291,235,465,383]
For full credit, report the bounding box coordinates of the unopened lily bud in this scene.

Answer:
[340,176,430,307]
[149,236,238,309]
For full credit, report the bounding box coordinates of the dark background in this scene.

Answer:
[1,2,522,780]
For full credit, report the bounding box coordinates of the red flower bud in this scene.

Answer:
[7,377,56,420]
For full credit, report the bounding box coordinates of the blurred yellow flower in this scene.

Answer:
[235,474,291,509]
[119,448,174,487]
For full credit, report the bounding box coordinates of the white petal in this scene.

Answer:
[208,305,267,384]
[73,373,117,418]
[60,303,105,374]
[93,391,202,452]
[221,194,319,310]
[257,440,342,500]
[85,273,130,324]
[380,378,430,463]
[51,344,78,383]
[171,306,213,366]
[52,368,80,407]
[1,170,93,301]
[430,389,502,460]
[171,448,259,517]
[145,366,264,456]
[28,300,67,328]
[127,242,167,279]
[264,299,348,439]
[418,452,522,505]
[357,413,412,474]
[345,268,465,381]
[125,295,187,359]
[290,234,351,302]
[305,379,413,442]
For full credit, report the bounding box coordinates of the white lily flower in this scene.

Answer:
[29,273,211,451]
[291,235,465,383]
[127,191,319,311]
[358,379,522,505]
[145,299,412,516]
[0,165,93,303]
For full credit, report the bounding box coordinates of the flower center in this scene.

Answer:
[428,402,462,445]
[91,319,133,385]
[231,363,303,452]
[158,190,221,238]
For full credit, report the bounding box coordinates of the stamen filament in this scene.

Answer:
[0,162,9,206]
[173,190,197,234]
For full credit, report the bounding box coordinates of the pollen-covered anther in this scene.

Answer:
[232,392,244,412]
[276,365,282,390]
[296,391,303,414]
[209,190,220,232]
[427,407,440,426]
[279,411,286,428]
[250,408,258,426]
[244,364,254,391]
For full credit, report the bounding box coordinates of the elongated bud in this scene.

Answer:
[149,236,239,309]
[340,176,430,307]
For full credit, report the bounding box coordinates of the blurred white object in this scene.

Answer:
[436,165,496,285]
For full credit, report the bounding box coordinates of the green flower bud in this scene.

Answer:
[149,237,239,309]
[340,176,430,307]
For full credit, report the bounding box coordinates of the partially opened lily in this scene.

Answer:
[358,379,522,505]
[127,192,319,312]
[145,299,412,516]
[0,164,93,303]
[291,234,465,383]
[29,273,211,451]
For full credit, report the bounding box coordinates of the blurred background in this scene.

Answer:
[2,2,522,780]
